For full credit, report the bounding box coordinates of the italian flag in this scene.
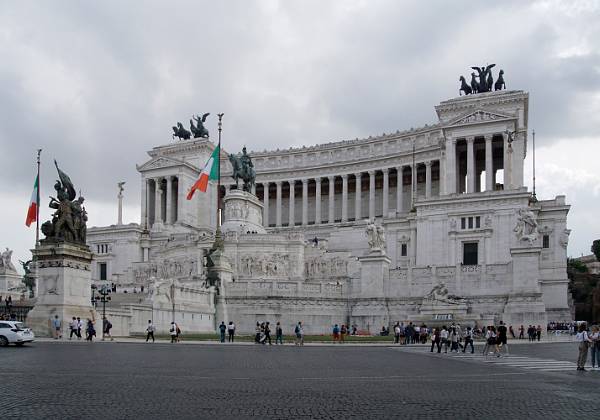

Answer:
[187,146,220,200]
[25,175,39,227]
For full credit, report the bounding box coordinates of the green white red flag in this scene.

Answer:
[187,146,220,199]
[26,175,39,227]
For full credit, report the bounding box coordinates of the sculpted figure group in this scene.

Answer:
[172,113,210,140]
[514,208,539,245]
[365,221,386,251]
[459,64,506,96]
[240,253,290,278]
[0,247,17,273]
[41,161,88,245]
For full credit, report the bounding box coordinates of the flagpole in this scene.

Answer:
[36,149,42,246]
[217,113,224,228]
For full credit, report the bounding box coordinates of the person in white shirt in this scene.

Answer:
[576,323,593,371]
[69,317,78,340]
[227,321,235,343]
[146,320,155,343]
[440,326,449,353]
[76,317,84,340]
[170,321,178,343]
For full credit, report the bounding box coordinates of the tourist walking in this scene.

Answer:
[275,322,283,345]
[519,325,524,339]
[340,324,347,343]
[69,317,78,340]
[170,321,178,343]
[85,318,96,342]
[219,322,226,343]
[482,326,496,356]
[509,325,516,339]
[102,317,113,341]
[449,324,460,352]
[227,321,235,342]
[77,317,83,339]
[496,321,509,356]
[393,322,400,344]
[536,325,542,341]
[430,328,441,353]
[51,315,62,339]
[264,322,272,345]
[145,320,155,342]
[576,323,592,371]
[255,322,261,344]
[589,325,600,370]
[440,326,449,353]
[295,321,304,346]
[462,326,474,354]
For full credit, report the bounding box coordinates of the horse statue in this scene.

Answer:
[459,76,472,96]
[470,72,479,94]
[494,69,506,91]
[228,149,256,192]
[190,113,210,138]
[172,122,191,140]
[471,64,495,92]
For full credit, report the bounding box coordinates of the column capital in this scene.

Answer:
[425,160,432,167]
[301,178,308,185]
[382,168,389,174]
[396,165,404,172]
[484,134,494,141]
[466,136,475,143]
[328,175,335,182]
[315,177,321,185]
[341,174,348,180]
[368,170,375,176]
[288,179,295,187]
[275,180,282,186]
[354,172,362,179]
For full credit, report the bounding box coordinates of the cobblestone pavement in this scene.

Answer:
[1,341,598,419]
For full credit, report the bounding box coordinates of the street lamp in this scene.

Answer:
[169,281,175,323]
[95,284,111,339]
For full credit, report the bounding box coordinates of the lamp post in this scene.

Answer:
[95,284,111,340]
[169,281,175,323]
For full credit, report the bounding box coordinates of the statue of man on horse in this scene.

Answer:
[228,146,256,192]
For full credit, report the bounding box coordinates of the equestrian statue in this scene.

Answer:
[459,64,506,95]
[228,146,256,192]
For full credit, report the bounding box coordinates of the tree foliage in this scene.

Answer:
[591,239,600,262]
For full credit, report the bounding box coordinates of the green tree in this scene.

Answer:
[591,239,600,262]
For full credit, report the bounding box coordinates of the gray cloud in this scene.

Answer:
[1,0,599,264]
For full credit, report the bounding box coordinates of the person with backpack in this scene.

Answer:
[295,321,304,346]
[170,321,178,343]
[145,320,155,343]
[219,322,227,343]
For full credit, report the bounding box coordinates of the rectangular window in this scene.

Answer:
[401,243,407,257]
[543,235,550,249]
[468,217,473,229]
[475,216,481,229]
[99,263,107,281]
[463,242,478,265]
[461,218,466,229]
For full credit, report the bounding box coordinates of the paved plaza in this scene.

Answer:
[1,341,599,419]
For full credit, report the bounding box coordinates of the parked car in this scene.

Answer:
[0,320,35,346]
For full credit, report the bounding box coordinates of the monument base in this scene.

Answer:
[221,189,266,235]
[26,242,99,337]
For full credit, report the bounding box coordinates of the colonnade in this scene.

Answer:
[142,176,180,228]
[251,162,440,228]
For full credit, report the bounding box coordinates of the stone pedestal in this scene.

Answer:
[503,246,547,332]
[358,249,390,298]
[210,248,234,328]
[221,189,266,235]
[0,270,22,299]
[26,242,99,337]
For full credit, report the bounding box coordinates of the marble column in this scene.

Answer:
[368,170,375,220]
[354,173,362,220]
[263,182,269,227]
[411,164,416,207]
[503,132,512,189]
[251,183,256,195]
[154,178,163,226]
[382,169,389,218]
[341,174,348,222]
[302,179,308,226]
[141,177,148,229]
[315,178,321,224]
[425,161,432,199]
[166,176,173,224]
[466,136,475,193]
[485,134,494,191]
[445,137,456,194]
[176,174,184,224]
[328,176,335,224]
[288,180,295,227]
[275,181,282,227]
[396,166,404,214]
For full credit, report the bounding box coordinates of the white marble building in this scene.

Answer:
[87,89,571,334]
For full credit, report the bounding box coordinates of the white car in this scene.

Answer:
[0,320,35,346]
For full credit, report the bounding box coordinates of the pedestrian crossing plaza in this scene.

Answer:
[396,345,596,373]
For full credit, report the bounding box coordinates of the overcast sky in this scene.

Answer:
[1,0,599,271]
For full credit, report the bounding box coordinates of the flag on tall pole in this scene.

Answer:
[25,175,39,227]
[187,145,220,199]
